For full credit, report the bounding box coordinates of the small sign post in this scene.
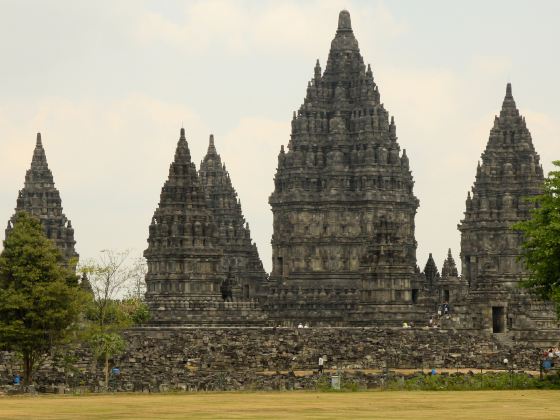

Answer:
[331,374,341,390]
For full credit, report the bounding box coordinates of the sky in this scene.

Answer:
[0,0,558,273]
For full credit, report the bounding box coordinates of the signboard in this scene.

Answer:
[331,374,341,390]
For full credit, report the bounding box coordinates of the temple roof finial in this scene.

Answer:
[314,59,321,79]
[31,132,48,169]
[207,134,217,155]
[180,127,186,139]
[500,82,518,116]
[506,82,512,98]
[337,10,352,32]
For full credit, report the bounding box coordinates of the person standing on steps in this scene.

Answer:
[318,356,324,374]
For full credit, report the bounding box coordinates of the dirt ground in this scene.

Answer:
[1,390,559,419]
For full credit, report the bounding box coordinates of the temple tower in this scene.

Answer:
[144,129,265,325]
[457,84,559,341]
[459,83,544,291]
[423,253,440,290]
[144,128,224,324]
[435,249,467,310]
[6,133,78,267]
[199,135,268,299]
[441,249,459,279]
[268,10,419,325]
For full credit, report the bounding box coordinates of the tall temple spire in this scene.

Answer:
[441,249,458,278]
[454,83,560,338]
[269,10,419,324]
[199,135,267,298]
[6,132,78,267]
[423,253,440,288]
[144,128,223,323]
[459,83,543,289]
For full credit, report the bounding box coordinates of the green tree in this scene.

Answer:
[81,250,150,388]
[0,212,84,385]
[89,331,126,387]
[514,160,560,312]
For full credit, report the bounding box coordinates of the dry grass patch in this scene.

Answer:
[1,390,559,419]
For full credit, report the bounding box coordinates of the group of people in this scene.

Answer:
[297,323,310,329]
[428,302,452,328]
[542,347,560,370]
[438,302,451,317]
[403,302,453,329]
[544,347,560,359]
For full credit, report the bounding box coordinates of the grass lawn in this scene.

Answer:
[1,390,559,419]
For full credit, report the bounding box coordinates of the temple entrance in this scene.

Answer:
[492,306,505,333]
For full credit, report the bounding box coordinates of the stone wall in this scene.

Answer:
[0,327,544,392]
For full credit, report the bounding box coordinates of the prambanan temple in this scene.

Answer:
[5,10,559,344]
[5,133,78,269]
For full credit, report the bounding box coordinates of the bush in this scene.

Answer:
[386,371,560,391]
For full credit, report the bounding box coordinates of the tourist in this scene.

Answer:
[437,307,442,317]
[443,302,450,316]
[297,323,304,329]
[429,316,434,327]
[304,323,309,328]
[318,356,324,373]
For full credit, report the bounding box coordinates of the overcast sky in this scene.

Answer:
[0,0,558,273]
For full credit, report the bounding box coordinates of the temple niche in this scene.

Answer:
[267,10,419,326]
[5,133,78,269]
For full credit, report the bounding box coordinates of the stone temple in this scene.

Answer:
[139,10,559,342]
[3,10,557,344]
[198,135,268,300]
[450,83,560,344]
[144,129,265,325]
[267,10,419,326]
[5,133,78,268]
